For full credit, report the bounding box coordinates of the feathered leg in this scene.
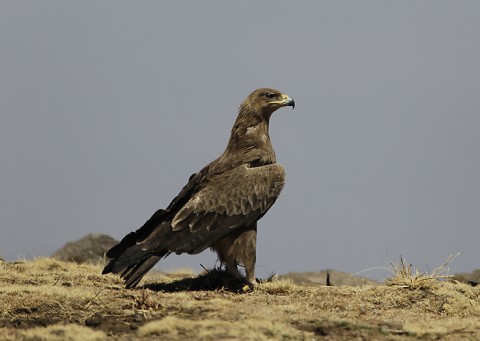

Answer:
[212,223,257,285]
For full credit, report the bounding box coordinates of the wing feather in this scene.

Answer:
[137,163,285,256]
[172,163,285,231]
[106,163,285,274]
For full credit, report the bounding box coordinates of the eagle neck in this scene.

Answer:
[222,109,276,166]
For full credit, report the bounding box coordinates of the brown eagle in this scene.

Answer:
[103,88,295,288]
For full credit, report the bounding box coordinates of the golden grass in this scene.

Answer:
[385,255,455,288]
[1,257,480,340]
[138,316,309,340]
[3,325,107,341]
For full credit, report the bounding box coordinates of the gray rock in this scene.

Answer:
[470,269,480,283]
[452,269,480,286]
[281,269,377,286]
[52,233,118,264]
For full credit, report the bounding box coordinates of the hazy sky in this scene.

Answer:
[1,1,479,280]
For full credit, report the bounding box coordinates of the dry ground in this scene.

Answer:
[1,258,479,340]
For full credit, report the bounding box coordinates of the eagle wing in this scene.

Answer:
[137,163,285,255]
[103,163,285,283]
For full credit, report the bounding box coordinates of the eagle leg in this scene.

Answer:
[224,260,243,280]
[244,256,257,287]
[225,259,256,290]
[212,223,258,287]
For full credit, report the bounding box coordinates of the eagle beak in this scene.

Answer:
[281,94,295,109]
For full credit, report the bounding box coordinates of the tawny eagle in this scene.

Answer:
[103,88,295,288]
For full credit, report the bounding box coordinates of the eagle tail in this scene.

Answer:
[103,243,169,288]
[122,255,163,289]
[102,208,173,287]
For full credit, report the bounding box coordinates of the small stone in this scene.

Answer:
[85,314,102,327]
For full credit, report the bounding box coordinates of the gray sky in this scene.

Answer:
[1,1,479,280]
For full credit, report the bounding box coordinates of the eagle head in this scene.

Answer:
[240,88,295,119]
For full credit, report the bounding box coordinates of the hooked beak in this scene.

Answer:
[281,94,295,109]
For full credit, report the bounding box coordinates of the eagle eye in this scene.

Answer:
[265,92,276,99]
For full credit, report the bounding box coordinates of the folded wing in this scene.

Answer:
[103,163,285,287]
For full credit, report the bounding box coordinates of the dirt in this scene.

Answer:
[1,258,479,340]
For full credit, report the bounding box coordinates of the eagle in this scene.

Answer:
[102,88,295,288]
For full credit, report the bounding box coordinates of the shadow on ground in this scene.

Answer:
[141,269,252,293]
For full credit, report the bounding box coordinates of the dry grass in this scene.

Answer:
[385,255,455,288]
[1,257,480,340]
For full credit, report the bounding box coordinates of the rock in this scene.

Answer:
[469,269,480,283]
[452,269,480,286]
[281,269,377,286]
[85,313,103,327]
[52,233,118,264]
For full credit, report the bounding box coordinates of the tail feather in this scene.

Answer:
[123,255,163,289]
[103,208,173,288]
[103,243,169,288]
